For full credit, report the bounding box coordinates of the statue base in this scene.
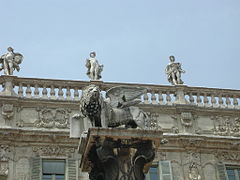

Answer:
[78,128,163,180]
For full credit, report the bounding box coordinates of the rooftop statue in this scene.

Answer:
[0,47,23,75]
[165,56,185,85]
[74,84,148,128]
[85,52,103,81]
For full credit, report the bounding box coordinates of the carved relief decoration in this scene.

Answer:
[188,162,201,180]
[212,116,240,136]
[34,108,71,128]
[0,161,8,176]
[32,145,75,156]
[145,113,162,130]
[1,104,14,120]
[0,145,11,161]
[0,145,11,177]
[184,152,202,180]
[180,112,194,127]
[215,151,240,161]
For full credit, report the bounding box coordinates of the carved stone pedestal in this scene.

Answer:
[79,128,163,180]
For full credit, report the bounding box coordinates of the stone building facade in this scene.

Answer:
[0,75,240,180]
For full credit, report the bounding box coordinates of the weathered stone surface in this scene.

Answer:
[79,128,160,180]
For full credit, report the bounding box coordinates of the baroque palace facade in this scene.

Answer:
[0,50,239,180]
[0,75,240,180]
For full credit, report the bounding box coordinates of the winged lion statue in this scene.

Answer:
[73,84,149,129]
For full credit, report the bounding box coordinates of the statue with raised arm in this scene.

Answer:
[165,56,185,85]
[0,47,23,75]
[85,52,103,80]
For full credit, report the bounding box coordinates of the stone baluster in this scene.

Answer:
[225,95,232,108]
[233,95,239,109]
[143,93,149,104]
[18,83,23,97]
[196,92,203,106]
[211,94,217,108]
[203,93,209,107]
[42,85,48,99]
[218,94,224,108]
[189,93,194,104]
[58,86,64,100]
[74,88,79,101]
[151,92,157,104]
[66,87,72,100]
[50,85,56,100]
[166,91,172,105]
[34,84,40,98]
[26,84,32,98]
[158,91,164,105]
[233,95,240,109]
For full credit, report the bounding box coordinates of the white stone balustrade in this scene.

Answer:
[0,75,240,109]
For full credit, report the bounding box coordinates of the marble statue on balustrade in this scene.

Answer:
[85,52,103,81]
[165,56,185,85]
[73,84,148,129]
[0,47,23,75]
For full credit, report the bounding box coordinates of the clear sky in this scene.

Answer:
[1,0,240,89]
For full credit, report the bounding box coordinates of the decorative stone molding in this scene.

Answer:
[171,112,198,133]
[145,113,162,130]
[0,145,11,178]
[0,161,8,177]
[32,145,75,156]
[0,145,11,161]
[178,139,203,149]
[188,162,201,180]
[180,112,194,127]
[34,108,71,128]
[212,116,240,136]
[1,104,14,120]
[215,151,240,161]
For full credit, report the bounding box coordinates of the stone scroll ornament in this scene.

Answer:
[73,85,149,128]
[0,47,23,75]
[85,52,103,80]
[165,56,185,85]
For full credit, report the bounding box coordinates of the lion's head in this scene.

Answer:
[79,85,103,126]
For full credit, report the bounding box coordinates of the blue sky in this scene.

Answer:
[1,0,240,89]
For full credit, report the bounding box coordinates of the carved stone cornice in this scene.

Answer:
[32,145,75,156]
[178,138,204,149]
[0,128,78,146]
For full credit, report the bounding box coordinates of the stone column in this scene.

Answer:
[0,75,17,96]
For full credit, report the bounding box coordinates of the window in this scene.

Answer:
[146,161,173,180]
[149,166,158,180]
[42,160,65,180]
[226,166,240,180]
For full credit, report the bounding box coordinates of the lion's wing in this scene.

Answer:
[106,86,147,108]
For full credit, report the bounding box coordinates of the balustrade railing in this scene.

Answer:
[0,75,240,109]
